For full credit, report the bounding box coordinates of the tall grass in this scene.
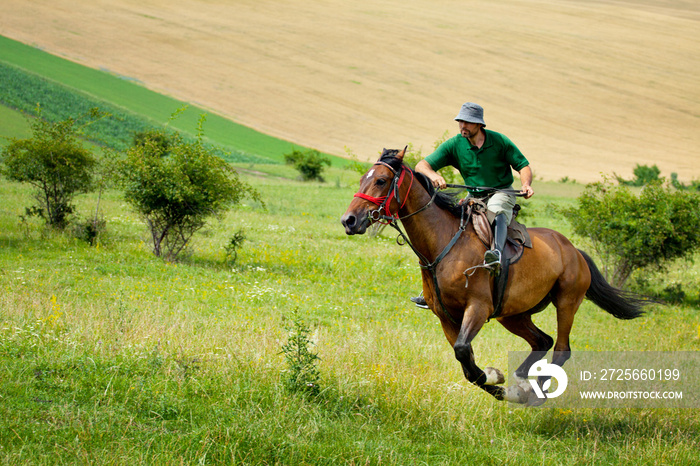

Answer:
[1,167,698,464]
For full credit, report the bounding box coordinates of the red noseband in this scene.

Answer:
[353,162,413,221]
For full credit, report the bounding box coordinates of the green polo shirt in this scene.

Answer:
[425,129,529,192]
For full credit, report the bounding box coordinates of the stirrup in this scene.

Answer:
[409,294,429,309]
[483,249,502,268]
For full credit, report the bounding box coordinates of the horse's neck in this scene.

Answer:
[399,188,474,264]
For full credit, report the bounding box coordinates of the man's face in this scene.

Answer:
[458,120,481,139]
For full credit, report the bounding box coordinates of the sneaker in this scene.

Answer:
[410,295,429,309]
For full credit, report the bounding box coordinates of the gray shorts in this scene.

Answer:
[486,189,517,223]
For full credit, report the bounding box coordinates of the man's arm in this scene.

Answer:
[518,165,534,199]
[415,160,447,190]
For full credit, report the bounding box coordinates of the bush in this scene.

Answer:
[116,124,263,261]
[71,215,107,246]
[671,173,700,192]
[616,164,661,186]
[561,179,700,287]
[0,109,101,229]
[284,149,331,181]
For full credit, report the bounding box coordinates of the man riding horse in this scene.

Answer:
[411,102,534,308]
[342,107,649,404]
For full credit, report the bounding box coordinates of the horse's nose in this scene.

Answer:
[341,214,357,235]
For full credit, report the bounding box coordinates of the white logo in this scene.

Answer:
[528,359,568,399]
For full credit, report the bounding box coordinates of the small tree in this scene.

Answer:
[284,148,331,181]
[1,110,101,229]
[117,126,262,261]
[561,179,700,287]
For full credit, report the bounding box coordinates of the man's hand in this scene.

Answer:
[415,160,446,189]
[429,173,447,190]
[518,166,534,199]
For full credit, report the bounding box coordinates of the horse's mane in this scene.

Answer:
[378,149,463,218]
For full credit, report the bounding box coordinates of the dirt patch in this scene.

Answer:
[1,0,698,182]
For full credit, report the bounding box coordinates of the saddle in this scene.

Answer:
[465,199,532,319]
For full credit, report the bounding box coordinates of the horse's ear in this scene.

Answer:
[397,145,408,160]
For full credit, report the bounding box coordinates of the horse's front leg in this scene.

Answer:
[453,304,506,400]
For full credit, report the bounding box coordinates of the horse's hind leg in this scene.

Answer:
[498,313,554,378]
[549,296,582,368]
[549,249,589,368]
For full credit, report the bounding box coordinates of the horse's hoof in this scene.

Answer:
[526,393,548,407]
[503,385,529,404]
[518,379,547,407]
[504,378,548,405]
[483,367,505,385]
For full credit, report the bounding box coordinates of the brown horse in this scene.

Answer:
[341,148,650,404]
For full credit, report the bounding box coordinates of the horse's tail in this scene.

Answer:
[578,249,649,320]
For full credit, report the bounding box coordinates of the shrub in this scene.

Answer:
[71,215,107,246]
[284,149,331,181]
[116,123,263,261]
[671,173,700,192]
[616,164,661,186]
[0,109,102,229]
[561,179,700,287]
[342,146,371,176]
[281,309,321,397]
[224,229,246,266]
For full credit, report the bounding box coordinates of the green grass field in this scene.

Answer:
[1,169,699,464]
[1,35,699,465]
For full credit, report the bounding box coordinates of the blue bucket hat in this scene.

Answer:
[454,102,486,126]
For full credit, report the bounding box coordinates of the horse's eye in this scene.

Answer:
[376,178,387,187]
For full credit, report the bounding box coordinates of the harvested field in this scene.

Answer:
[1,0,698,182]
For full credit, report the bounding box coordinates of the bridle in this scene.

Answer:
[353,161,467,326]
[353,161,413,223]
[353,161,439,224]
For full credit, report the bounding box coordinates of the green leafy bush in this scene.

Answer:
[561,179,700,287]
[616,164,661,186]
[284,149,331,181]
[116,125,263,261]
[1,110,101,229]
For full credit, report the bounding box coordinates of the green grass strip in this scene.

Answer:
[0,35,347,165]
[0,60,271,163]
